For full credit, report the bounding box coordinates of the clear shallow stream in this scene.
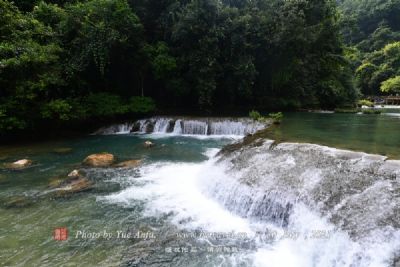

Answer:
[0,113,399,267]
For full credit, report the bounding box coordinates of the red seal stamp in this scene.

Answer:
[54,227,68,241]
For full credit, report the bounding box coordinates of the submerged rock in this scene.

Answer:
[144,141,154,148]
[3,159,33,170]
[3,195,33,208]
[49,169,93,196]
[55,177,93,197]
[114,159,142,168]
[83,153,115,167]
[48,169,82,188]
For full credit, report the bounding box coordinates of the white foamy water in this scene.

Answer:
[94,117,266,136]
[100,141,400,267]
[103,159,253,234]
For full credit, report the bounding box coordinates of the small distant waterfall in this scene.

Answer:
[93,122,135,135]
[94,117,266,136]
[153,118,171,133]
[181,120,208,135]
[173,119,183,134]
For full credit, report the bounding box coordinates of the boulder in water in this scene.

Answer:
[49,169,83,188]
[3,159,33,170]
[114,159,142,168]
[144,141,155,148]
[49,170,93,196]
[83,153,115,167]
[55,177,93,197]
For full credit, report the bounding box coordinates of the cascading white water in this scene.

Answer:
[102,139,400,267]
[93,122,135,135]
[207,140,400,267]
[173,119,183,134]
[153,118,171,133]
[182,120,208,135]
[209,121,260,135]
[94,117,266,136]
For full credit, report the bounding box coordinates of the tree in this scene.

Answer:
[381,76,400,93]
[0,0,63,132]
[61,0,144,94]
[172,0,222,112]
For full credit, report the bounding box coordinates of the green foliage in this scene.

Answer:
[354,42,400,95]
[83,93,129,118]
[249,110,261,121]
[0,0,368,134]
[61,0,144,76]
[0,0,63,133]
[269,112,284,124]
[339,1,400,97]
[129,96,156,114]
[357,99,374,107]
[381,76,400,93]
[41,99,73,121]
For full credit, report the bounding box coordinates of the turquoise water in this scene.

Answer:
[1,112,400,266]
[0,135,233,266]
[268,111,400,158]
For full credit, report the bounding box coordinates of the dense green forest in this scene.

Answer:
[0,0,399,135]
[339,0,400,96]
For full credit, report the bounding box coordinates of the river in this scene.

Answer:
[0,114,399,267]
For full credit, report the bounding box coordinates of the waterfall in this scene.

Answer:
[103,140,400,266]
[173,119,183,134]
[182,120,208,135]
[94,117,266,136]
[153,118,171,133]
[92,122,135,135]
[201,140,400,266]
